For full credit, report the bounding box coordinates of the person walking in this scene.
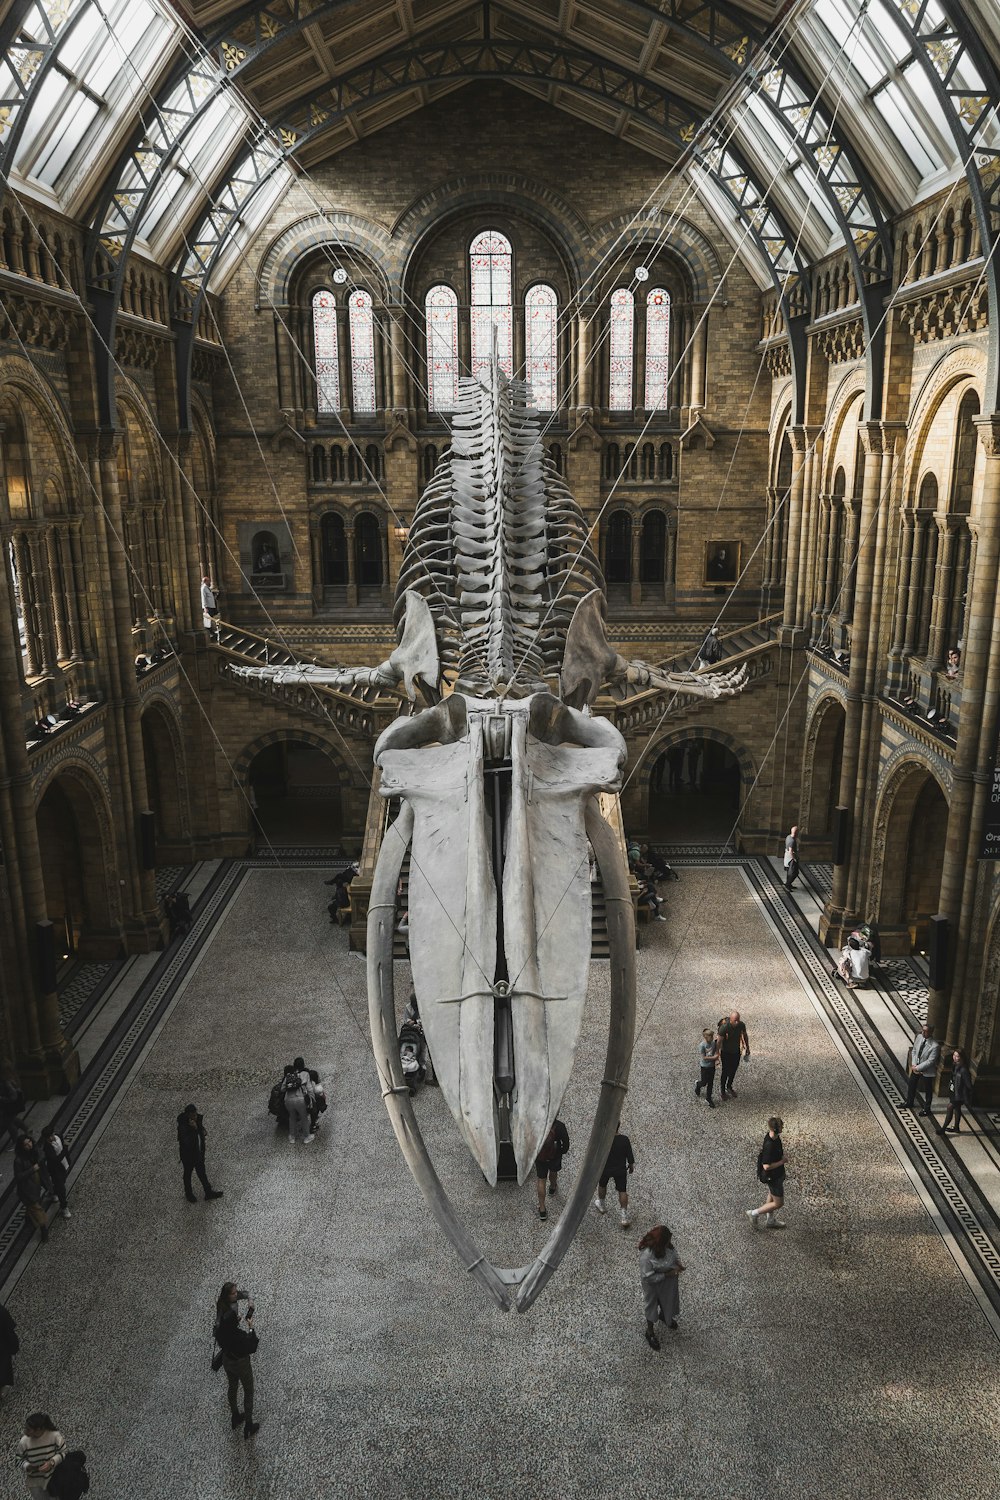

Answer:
[281,1064,314,1144]
[593,1124,634,1226]
[638,1226,684,1350]
[937,1050,972,1135]
[13,1136,52,1244]
[783,825,800,889]
[16,1413,66,1494]
[696,624,723,670]
[41,1127,72,1219]
[694,1027,719,1108]
[0,1301,18,1398]
[903,1024,940,1116]
[214,1283,259,1438]
[534,1118,570,1219]
[718,1009,750,1099]
[747,1116,786,1228]
[177,1105,223,1203]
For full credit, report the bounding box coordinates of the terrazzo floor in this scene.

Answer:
[2,864,999,1500]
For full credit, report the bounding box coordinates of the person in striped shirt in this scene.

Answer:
[16,1414,65,1495]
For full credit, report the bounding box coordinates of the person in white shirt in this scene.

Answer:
[200,576,219,632]
[836,934,870,988]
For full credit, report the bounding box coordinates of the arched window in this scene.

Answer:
[312,290,340,414]
[609,288,634,411]
[470,230,512,381]
[348,290,376,413]
[639,511,667,583]
[355,511,383,590]
[604,443,620,481]
[605,511,631,583]
[426,285,459,412]
[321,513,348,586]
[644,288,671,410]
[658,443,673,480]
[422,444,438,483]
[311,446,327,483]
[525,283,557,410]
[330,445,345,482]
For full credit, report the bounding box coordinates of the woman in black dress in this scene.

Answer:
[746,1116,786,1229]
[937,1049,972,1135]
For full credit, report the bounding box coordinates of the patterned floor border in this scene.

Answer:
[0,861,248,1285]
[745,859,1000,1339]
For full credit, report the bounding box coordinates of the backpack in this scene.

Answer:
[282,1069,304,1098]
[267,1082,284,1118]
[46,1452,90,1498]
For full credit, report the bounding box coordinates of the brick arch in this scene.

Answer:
[140,694,191,846]
[0,358,80,516]
[586,211,723,300]
[258,213,395,309]
[801,693,847,843]
[234,729,355,790]
[34,758,122,952]
[631,725,755,832]
[396,175,588,295]
[868,757,949,929]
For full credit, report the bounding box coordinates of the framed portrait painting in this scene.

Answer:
[704,540,740,586]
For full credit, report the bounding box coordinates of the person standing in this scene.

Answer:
[747,1116,786,1228]
[200,576,219,633]
[696,625,723,670]
[177,1105,223,1203]
[41,1127,72,1219]
[783,825,800,889]
[903,1024,940,1115]
[937,1050,972,1135]
[13,1137,51,1244]
[694,1027,719,1108]
[718,1010,750,1099]
[0,1301,18,1398]
[16,1413,65,1495]
[534,1118,570,1219]
[638,1226,684,1350]
[593,1125,634,1226]
[214,1284,260,1439]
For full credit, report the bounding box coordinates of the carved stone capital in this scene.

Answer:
[789,424,821,454]
[974,414,1000,457]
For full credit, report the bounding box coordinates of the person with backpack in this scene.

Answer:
[177,1105,223,1203]
[533,1118,570,1219]
[16,1413,65,1494]
[281,1064,314,1144]
[746,1116,787,1229]
[214,1283,260,1439]
[41,1126,72,1219]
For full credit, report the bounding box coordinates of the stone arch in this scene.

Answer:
[587,211,722,299]
[801,694,847,850]
[868,758,949,953]
[0,361,79,518]
[140,695,190,856]
[258,213,395,309]
[34,759,121,959]
[636,725,755,842]
[236,729,356,848]
[903,346,986,501]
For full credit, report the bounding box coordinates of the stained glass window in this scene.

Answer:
[609,287,634,412]
[426,285,459,411]
[525,283,557,411]
[312,289,340,414]
[349,289,376,414]
[470,229,512,381]
[644,288,671,411]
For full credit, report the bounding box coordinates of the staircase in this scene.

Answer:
[352,779,625,960]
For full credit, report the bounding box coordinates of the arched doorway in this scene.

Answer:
[36,772,115,960]
[805,702,846,853]
[247,739,345,847]
[141,703,186,861]
[648,735,742,844]
[877,766,948,953]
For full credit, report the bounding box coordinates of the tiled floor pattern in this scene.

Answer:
[1,858,999,1499]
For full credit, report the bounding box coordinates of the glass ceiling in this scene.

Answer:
[0,0,995,297]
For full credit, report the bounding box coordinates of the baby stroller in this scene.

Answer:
[399,1018,429,1095]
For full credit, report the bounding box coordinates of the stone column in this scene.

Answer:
[780,426,810,639]
[838,497,862,625]
[13,533,39,677]
[576,310,592,412]
[902,512,929,656]
[388,305,409,413]
[931,416,1000,1044]
[915,522,938,655]
[813,495,832,639]
[888,510,915,661]
[45,526,70,663]
[63,523,84,660]
[629,520,641,608]
[821,423,892,942]
[796,434,822,631]
[823,500,842,615]
[926,515,958,669]
[689,304,708,409]
[345,522,357,608]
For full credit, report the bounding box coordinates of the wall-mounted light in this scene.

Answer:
[393,524,409,543]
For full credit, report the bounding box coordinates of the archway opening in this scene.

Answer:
[247,740,344,847]
[36,774,115,960]
[879,770,948,954]
[806,704,846,853]
[141,705,185,861]
[648,736,742,844]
